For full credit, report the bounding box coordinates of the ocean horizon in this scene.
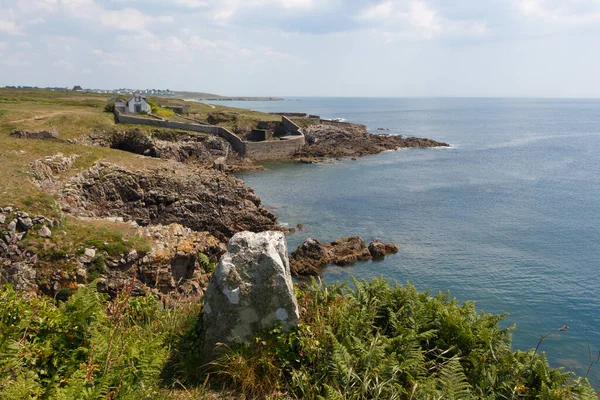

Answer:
[211,97,600,387]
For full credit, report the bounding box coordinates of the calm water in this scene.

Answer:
[213,97,600,385]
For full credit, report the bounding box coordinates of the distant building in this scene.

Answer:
[72,85,84,91]
[115,93,151,114]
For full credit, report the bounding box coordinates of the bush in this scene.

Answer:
[208,278,598,399]
[147,101,175,118]
[104,102,115,113]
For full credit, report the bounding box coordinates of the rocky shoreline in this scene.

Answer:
[295,122,449,160]
[1,112,448,298]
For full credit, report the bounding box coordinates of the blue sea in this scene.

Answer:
[210,97,600,386]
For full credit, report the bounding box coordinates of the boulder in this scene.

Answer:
[289,238,331,276]
[17,217,33,232]
[38,226,52,238]
[368,240,399,259]
[203,231,299,359]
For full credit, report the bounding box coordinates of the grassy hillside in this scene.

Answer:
[0,88,280,213]
[0,88,279,276]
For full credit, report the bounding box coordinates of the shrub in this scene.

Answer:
[208,278,598,399]
[0,278,597,399]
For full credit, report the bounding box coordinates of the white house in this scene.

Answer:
[115,93,151,114]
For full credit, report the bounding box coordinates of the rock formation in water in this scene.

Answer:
[203,231,299,358]
[290,236,399,276]
[295,123,449,159]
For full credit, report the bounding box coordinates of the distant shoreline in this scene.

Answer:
[190,97,284,101]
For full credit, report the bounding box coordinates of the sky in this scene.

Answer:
[1,0,599,97]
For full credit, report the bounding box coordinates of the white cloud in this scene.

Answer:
[0,42,6,50]
[188,36,219,49]
[172,0,208,8]
[357,0,487,39]
[165,36,187,52]
[17,0,57,12]
[516,0,600,25]
[53,60,74,69]
[61,0,173,31]
[211,0,315,22]
[28,18,46,25]
[357,1,443,38]
[0,19,20,35]
[361,1,394,20]
[17,41,32,48]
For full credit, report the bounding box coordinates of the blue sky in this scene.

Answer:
[1,0,599,97]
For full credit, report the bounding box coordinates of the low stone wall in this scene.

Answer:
[289,116,321,126]
[281,116,303,135]
[115,111,305,161]
[320,119,367,130]
[244,136,305,161]
[270,112,309,117]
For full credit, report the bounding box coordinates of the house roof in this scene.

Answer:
[125,94,148,105]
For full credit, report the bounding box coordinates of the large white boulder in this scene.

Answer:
[203,231,299,358]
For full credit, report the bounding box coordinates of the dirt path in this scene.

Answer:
[9,111,64,123]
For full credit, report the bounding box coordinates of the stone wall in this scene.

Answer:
[244,136,305,161]
[281,116,303,135]
[270,112,309,117]
[320,119,367,130]
[289,116,321,126]
[114,111,305,161]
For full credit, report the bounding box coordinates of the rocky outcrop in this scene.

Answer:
[29,153,80,190]
[60,162,279,241]
[95,223,224,297]
[87,128,260,172]
[290,236,399,276]
[295,123,449,159]
[203,231,299,358]
[9,129,59,140]
[1,204,225,297]
[0,207,59,292]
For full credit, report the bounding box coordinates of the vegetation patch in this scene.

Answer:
[20,217,151,261]
[3,277,593,399]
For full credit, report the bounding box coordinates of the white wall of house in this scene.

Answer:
[126,95,151,113]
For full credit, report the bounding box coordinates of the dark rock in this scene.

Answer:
[291,236,399,276]
[368,240,399,259]
[17,217,33,232]
[61,163,278,241]
[9,129,59,140]
[329,236,372,266]
[295,123,449,160]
